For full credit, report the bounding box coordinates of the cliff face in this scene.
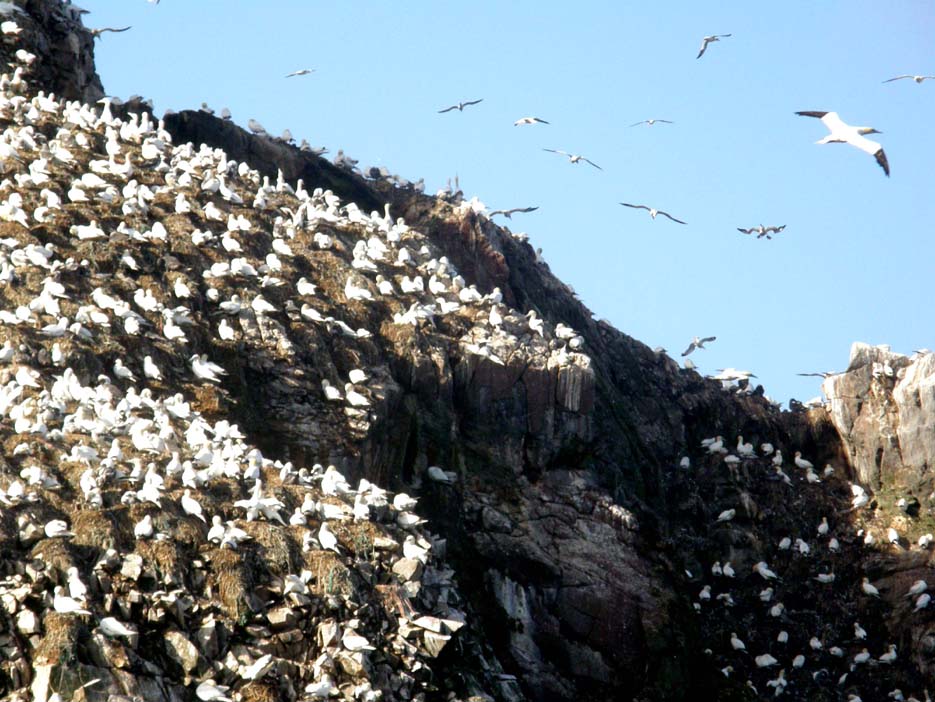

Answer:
[0,0,103,103]
[2,5,935,702]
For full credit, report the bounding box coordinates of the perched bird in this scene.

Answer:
[438,99,483,113]
[543,148,602,169]
[53,586,90,615]
[630,119,674,127]
[882,74,935,84]
[489,206,538,219]
[861,577,881,598]
[796,111,889,176]
[285,68,315,77]
[514,116,549,126]
[620,202,686,224]
[696,34,731,59]
[682,336,716,356]
[716,508,735,522]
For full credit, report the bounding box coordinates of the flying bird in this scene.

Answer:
[630,119,674,127]
[682,336,716,357]
[796,371,840,378]
[796,111,889,176]
[737,224,785,239]
[882,74,935,84]
[696,34,731,59]
[489,206,538,219]
[285,68,315,77]
[543,149,602,169]
[438,99,483,113]
[619,202,686,224]
[89,26,131,39]
[514,116,550,126]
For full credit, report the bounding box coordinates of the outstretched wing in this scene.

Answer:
[659,210,687,224]
[737,227,753,235]
[700,336,717,344]
[437,105,457,113]
[882,75,912,83]
[463,99,484,107]
[696,39,709,59]
[543,148,567,156]
[681,342,697,357]
[620,203,650,212]
[629,120,647,127]
[583,157,603,170]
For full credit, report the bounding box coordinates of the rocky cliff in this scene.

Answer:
[0,3,933,702]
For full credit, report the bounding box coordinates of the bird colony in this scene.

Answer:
[675,431,935,701]
[0,18,593,702]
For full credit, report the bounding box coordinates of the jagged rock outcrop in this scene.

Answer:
[825,342,934,495]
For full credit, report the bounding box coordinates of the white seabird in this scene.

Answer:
[285,68,315,77]
[796,111,890,176]
[882,74,935,84]
[682,336,715,356]
[619,202,686,224]
[489,206,538,219]
[438,99,483,113]
[514,116,549,126]
[630,119,674,127]
[543,148,602,170]
[696,34,731,59]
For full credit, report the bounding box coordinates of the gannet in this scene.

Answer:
[907,580,928,598]
[716,508,735,522]
[489,206,538,219]
[438,99,483,113]
[914,593,931,611]
[514,116,549,126]
[879,644,897,663]
[543,148,602,169]
[861,577,881,597]
[755,654,778,668]
[793,451,813,469]
[53,586,90,615]
[796,111,890,176]
[883,74,935,84]
[619,202,686,224]
[737,224,785,240]
[753,561,779,580]
[630,119,673,127]
[99,616,137,639]
[696,34,731,59]
[89,26,131,39]
[285,68,315,77]
[681,336,715,356]
[730,632,746,651]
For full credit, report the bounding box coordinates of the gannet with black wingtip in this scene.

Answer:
[489,206,538,219]
[438,99,483,113]
[696,34,731,59]
[630,119,674,127]
[737,224,785,240]
[620,202,686,224]
[796,111,889,176]
[514,116,549,126]
[883,74,935,84]
[285,68,315,77]
[543,148,602,169]
[682,336,716,356]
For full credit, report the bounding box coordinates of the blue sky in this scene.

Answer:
[82,1,935,405]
